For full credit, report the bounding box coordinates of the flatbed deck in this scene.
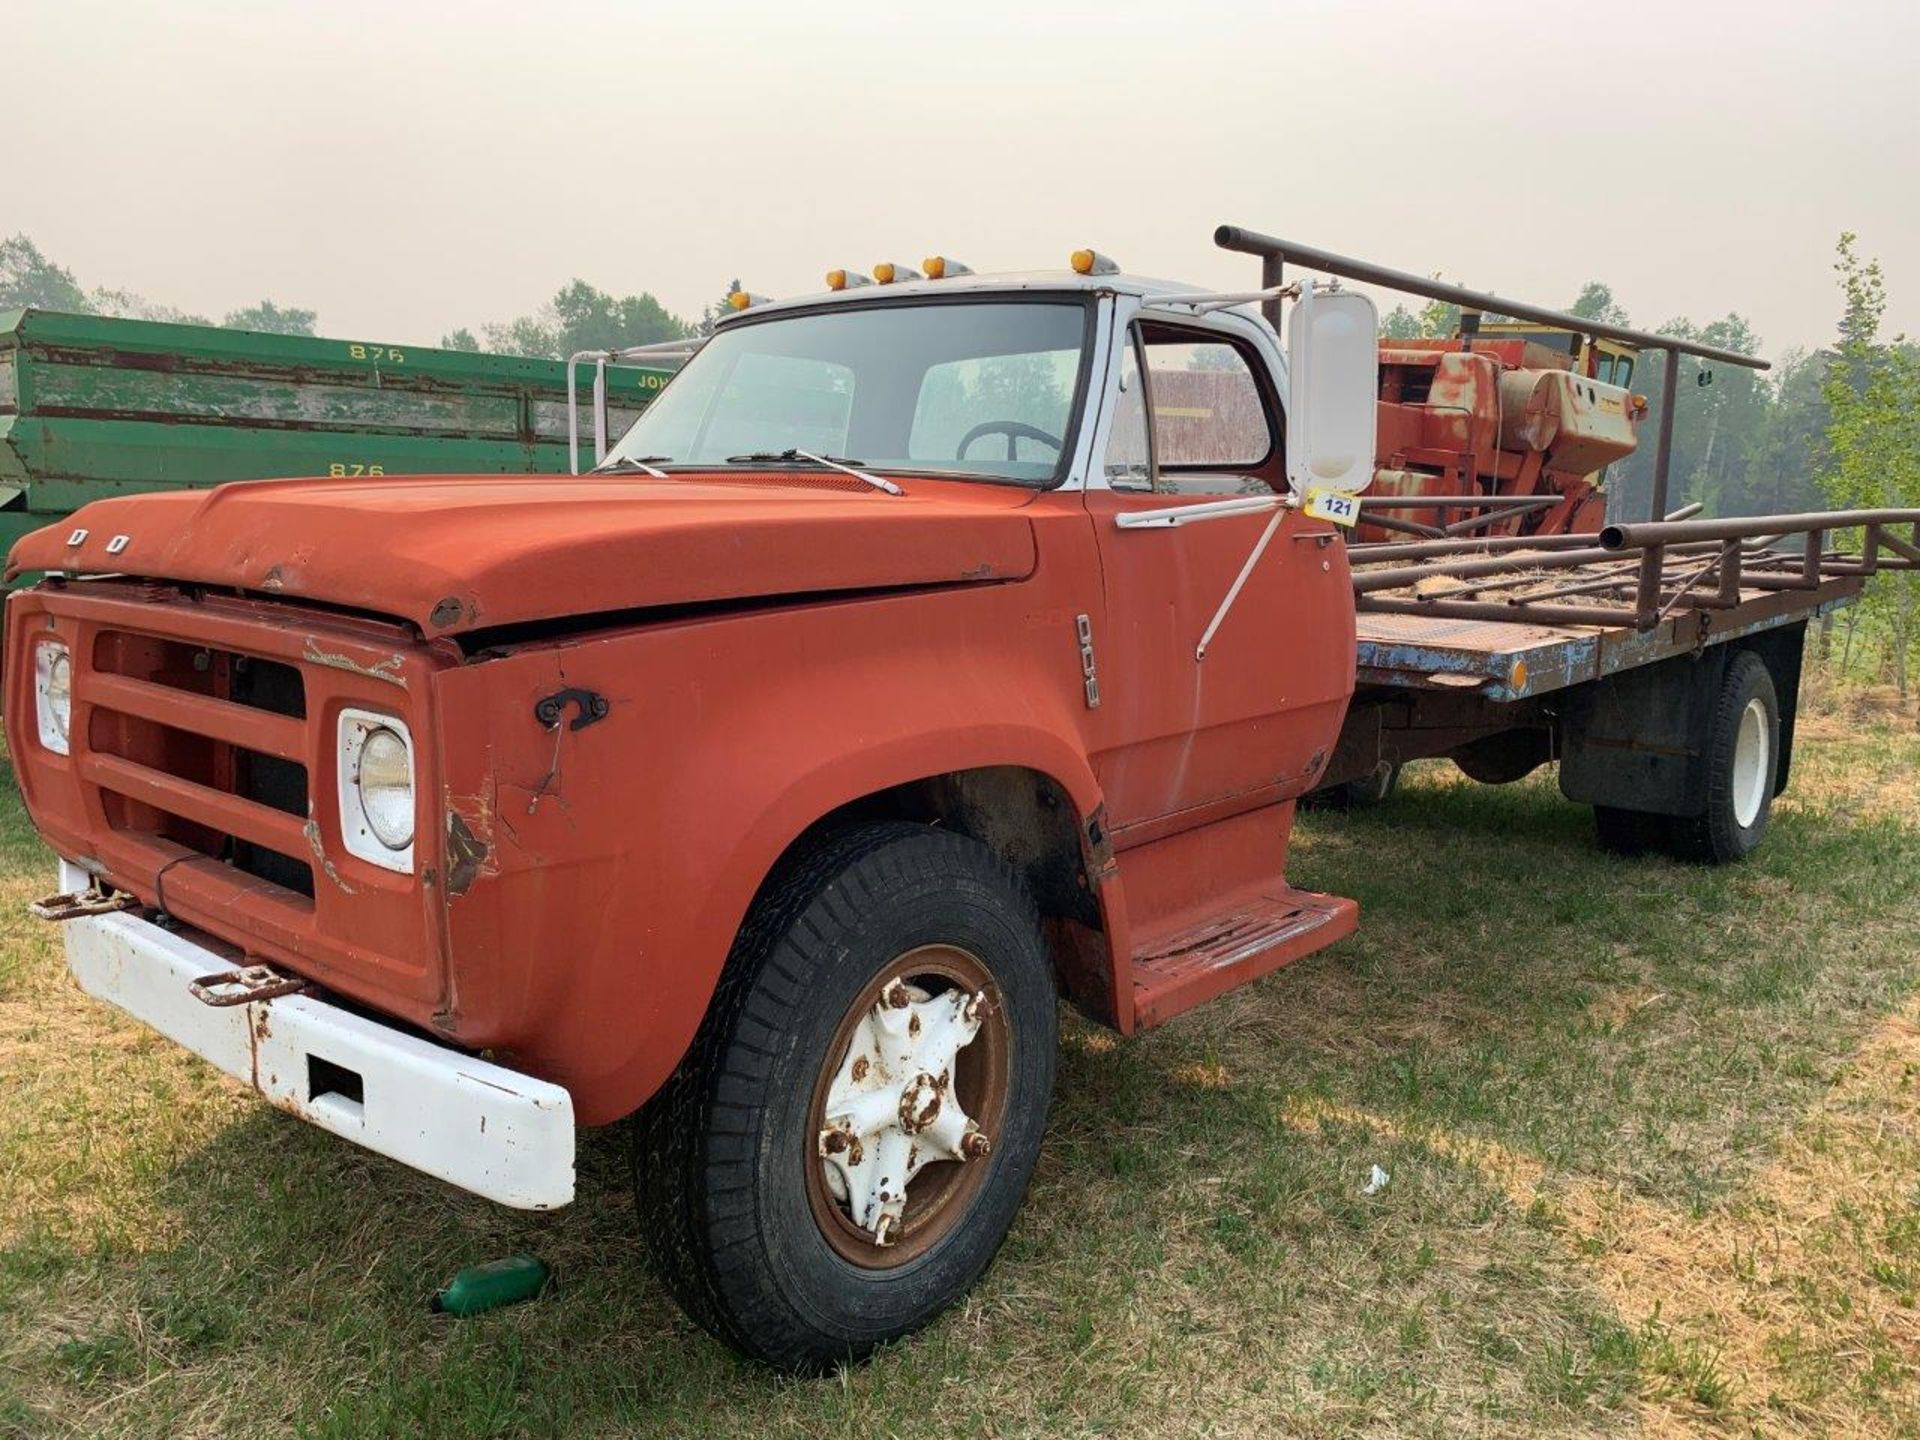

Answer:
[1353,564,1862,703]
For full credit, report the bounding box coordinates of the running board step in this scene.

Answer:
[1129,886,1358,1029]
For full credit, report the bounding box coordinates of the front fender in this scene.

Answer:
[429,575,1105,1124]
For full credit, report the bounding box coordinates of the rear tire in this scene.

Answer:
[633,822,1057,1371]
[1667,650,1779,864]
[1303,762,1400,810]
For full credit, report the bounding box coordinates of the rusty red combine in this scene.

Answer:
[1367,332,1641,539]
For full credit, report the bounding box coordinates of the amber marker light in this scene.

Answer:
[1070,249,1120,276]
[923,255,973,279]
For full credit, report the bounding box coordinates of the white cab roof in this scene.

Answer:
[718,269,1210,325]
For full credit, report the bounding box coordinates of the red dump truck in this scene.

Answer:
[9,227,1918,1370]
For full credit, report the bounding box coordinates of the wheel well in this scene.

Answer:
[775,767,1119,1024]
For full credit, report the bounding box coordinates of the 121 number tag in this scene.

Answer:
[1302,488,1361,528]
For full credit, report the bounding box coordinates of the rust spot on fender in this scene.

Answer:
[1083,803,1117,881]
[446,809,491,897]
[302,813,356,895]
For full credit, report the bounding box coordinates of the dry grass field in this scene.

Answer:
[2,681,1917,1438]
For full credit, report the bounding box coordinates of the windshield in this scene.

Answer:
[603,298,1091,485]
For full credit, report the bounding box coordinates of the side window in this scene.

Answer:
[1108,324,1277,495]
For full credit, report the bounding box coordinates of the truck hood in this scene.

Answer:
[8,472,1041,637]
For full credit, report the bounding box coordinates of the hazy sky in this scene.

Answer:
[10,1,1917,362]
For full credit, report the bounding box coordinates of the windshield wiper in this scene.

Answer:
[722,449,903,496]
[593,455,673,478]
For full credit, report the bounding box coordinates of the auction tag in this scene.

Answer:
[1302,488,1360,528]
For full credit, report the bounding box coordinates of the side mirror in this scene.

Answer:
[1286,284,1378,494]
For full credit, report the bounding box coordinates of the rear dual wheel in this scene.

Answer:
[634,823,1056,1371]
[1591,651,1780,864]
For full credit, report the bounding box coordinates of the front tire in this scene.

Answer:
[633,823,1057,1371]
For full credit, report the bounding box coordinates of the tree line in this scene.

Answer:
[1,233,320,335]
[1,231,709,353]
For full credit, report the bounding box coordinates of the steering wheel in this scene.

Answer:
[956,420,1064,463]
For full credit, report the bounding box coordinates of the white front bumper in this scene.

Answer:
[56,860,574,1210]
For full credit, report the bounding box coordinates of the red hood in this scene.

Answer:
[8,472,1040,637]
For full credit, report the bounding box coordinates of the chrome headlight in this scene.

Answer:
[338,710,415,871]
[34,640,72,755]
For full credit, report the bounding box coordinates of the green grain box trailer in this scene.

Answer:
[0,308,676,561]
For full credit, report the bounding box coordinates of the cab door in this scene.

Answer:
[1083,310,1353,835]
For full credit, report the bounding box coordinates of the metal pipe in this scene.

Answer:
[1655,544,1738,623]
[1457,557,1650,603]
[1351,539,1731,594]
[1353,495,1550,508]
[1442,502,1555,536]
[1345,501,1709,565]
[1601,508,1920,550]
[1214,226,1772,370]
[1633,351,1684,626]
[1348,532,1608,564]
[1356,596,1647,628]
[592,357,609,465]
[1259,254,1284,332]
[1873,525,1920,566]
[1358,513,1447,540]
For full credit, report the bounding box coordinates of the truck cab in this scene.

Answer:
[6,255,1378,1368]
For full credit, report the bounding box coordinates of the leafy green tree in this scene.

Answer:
[224,300,318,335]
[86,286,209,325]
[1609,313,1766,522]
[1569,281,1629,327]
[1379,276,1461,341]
[697,280,743,338]
[465,279,695,358]
[440,327,481,352]
[0,234,89,311]
[1820,232,1920,694]
[1741,348,1829,518]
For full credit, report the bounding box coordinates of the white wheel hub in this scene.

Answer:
[817,981,991,1246]
[1731,695,1771,829]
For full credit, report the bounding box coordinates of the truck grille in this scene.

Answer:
[10,581,446,1018]
[86,630,317,901]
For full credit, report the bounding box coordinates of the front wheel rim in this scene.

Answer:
[805,944,1010,1268]
[1731,695,1771,829]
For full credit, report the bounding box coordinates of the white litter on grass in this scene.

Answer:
[1361,1164,1390,1196]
